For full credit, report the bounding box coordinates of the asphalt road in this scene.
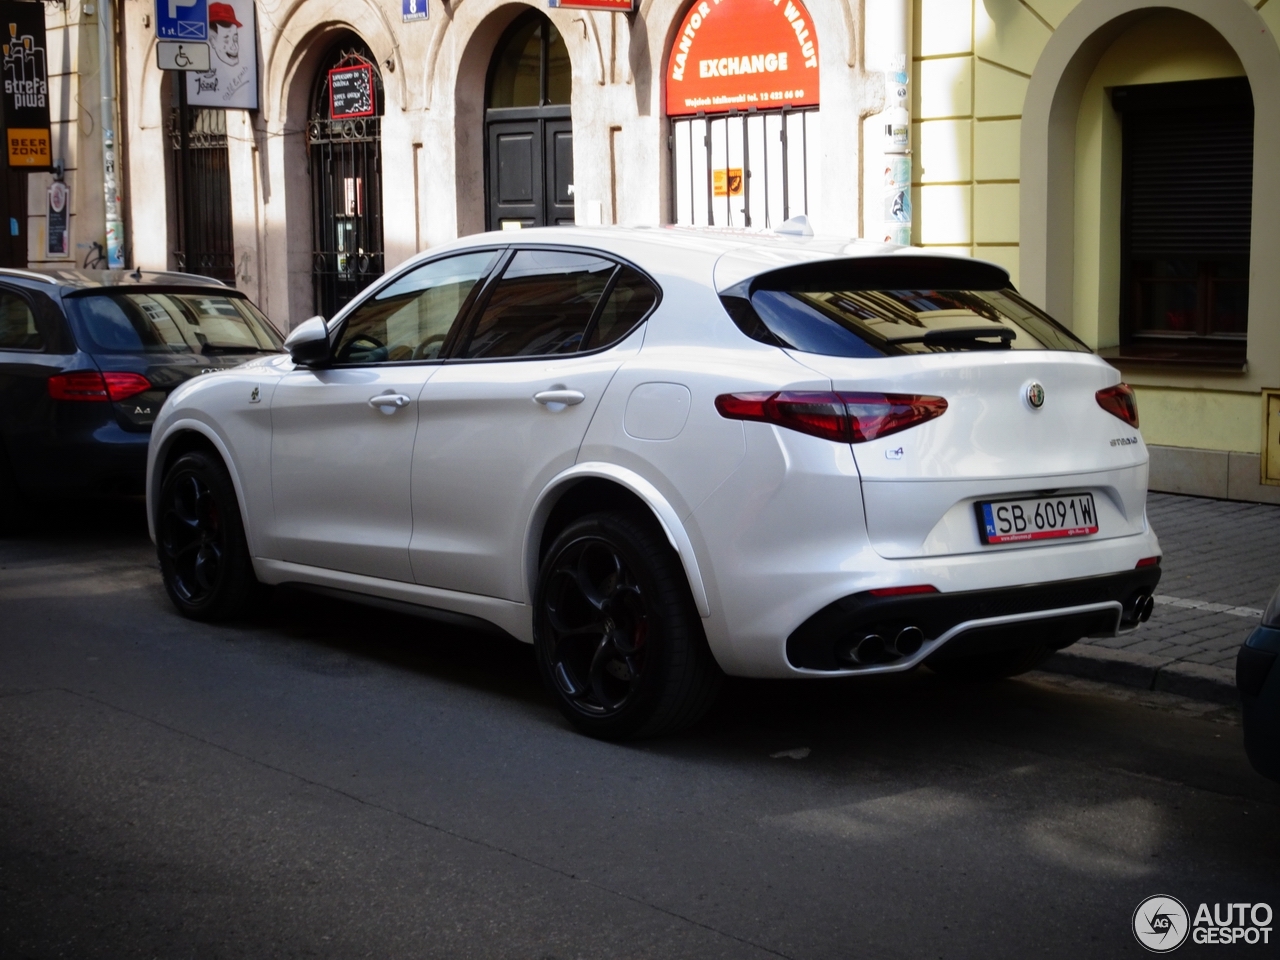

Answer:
[2,502,1278,959]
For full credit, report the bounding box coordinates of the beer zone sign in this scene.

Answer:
[666,0,819,116]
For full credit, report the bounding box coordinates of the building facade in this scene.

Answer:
[19,0,1280,503]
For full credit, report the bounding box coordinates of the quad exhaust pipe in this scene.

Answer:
[840,625,926,665]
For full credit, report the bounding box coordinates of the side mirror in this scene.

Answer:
[284,316,330,366]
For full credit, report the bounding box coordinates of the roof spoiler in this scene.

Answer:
[722,255,1012,298]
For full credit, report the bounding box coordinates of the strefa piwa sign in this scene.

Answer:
[0,1,50,169]
[666,0,819,117]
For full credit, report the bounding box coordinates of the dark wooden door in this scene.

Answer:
[485,110,574,230]
[0,161,26,268]
[488,120,541,229]
[545,120,575,226]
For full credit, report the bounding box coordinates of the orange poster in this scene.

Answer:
[713,168,744,196]
[666,0,820,117]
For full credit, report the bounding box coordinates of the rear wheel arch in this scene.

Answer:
[526,466,711,618]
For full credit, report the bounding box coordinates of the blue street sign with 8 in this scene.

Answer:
[156,0,208,41]
[403,0,428,22]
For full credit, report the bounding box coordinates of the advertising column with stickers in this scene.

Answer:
[667,0,819,229]
[0,1,50,266]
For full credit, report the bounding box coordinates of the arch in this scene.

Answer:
[262,0,405,124]
[451,2,594,235]
[1019,0,1280,389]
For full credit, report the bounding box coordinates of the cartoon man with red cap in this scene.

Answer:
[208,2,241,67]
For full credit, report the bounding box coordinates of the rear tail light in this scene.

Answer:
[1096,383,1139,428]
[714,391,948,443]
[48,371,151,402]
[1136,556,1160,568]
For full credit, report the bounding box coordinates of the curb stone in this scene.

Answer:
[1041,645,1239,707]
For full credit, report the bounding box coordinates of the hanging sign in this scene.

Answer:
[402,0,427,22]
[547,1,635,10]
[666,0,820,117]
[329,63,375,119]
[46,179,68,258]
[0,2,51,169]
[156,40,211,71]
[186,0,259,109]
[156,0,208,40]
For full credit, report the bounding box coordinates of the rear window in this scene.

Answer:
[727,287,1090,357]
[67,292,284,356]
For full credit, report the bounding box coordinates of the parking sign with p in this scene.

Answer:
[156,0,208,41]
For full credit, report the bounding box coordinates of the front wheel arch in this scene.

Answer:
[148,423,251,552]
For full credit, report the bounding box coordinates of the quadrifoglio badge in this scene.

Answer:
[1132,895,1273,951]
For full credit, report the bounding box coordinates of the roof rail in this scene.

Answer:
[0,268,60,285]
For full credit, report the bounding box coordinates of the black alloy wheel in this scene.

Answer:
[534,511,721,739]
[157,451,258,621]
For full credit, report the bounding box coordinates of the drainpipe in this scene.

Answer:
[867,0,912,245]
[98,0,125,267]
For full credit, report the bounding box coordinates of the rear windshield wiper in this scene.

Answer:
[890,327,1016,350]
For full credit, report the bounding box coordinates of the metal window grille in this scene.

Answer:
[168,90,235,283]
[309,44,385,320]
[670,107,818,228]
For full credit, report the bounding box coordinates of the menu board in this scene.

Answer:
[329,64,375,119]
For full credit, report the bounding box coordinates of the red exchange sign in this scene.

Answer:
[666,0,820,117]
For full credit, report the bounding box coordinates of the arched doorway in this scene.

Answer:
[308,33,385,318]
[484,10,574,230]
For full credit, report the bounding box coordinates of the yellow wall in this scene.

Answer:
[1133,387,1259,452]
[1072,12,1245,350]
[911,0,1273,455]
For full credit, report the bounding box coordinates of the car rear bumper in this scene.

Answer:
[786,566,1161,672]
[12,422,150,498]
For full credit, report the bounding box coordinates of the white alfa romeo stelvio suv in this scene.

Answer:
[146,226,1161,738]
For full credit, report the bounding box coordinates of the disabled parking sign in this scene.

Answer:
[156,0,208,41]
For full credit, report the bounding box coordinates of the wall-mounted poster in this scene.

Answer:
[46,179,68,257]
[0,1,51,169]
[186,0,259,110]
[329,63,375,119]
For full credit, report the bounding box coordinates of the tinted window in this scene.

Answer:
[334,250,498,364]
[584,266,658,350]
[460,250,614,359]
[732,287,1090,356]
[0,290,41,350]
[67,292,282,355]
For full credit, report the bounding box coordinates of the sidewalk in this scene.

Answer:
[1040,492,1280,704]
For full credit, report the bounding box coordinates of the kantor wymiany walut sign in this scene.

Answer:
[666,0,819,117]
[0,1,50,169]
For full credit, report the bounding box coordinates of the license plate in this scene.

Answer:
[976,493,1099,544]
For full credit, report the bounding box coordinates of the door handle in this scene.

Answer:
[368,392,412,412]
[534,389,586,407]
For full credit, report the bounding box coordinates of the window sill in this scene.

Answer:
[1097,345,1248,372]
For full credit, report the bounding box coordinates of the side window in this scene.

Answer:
[459,249,614,359]
[333,250,500,364]
[584,265,658,350]
[0,289,42,351]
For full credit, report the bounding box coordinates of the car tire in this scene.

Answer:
[927,643,1056,680]
[534,511,722,740]
[156,450,259,621]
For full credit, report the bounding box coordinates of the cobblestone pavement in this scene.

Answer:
[1046,491,1280,701]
